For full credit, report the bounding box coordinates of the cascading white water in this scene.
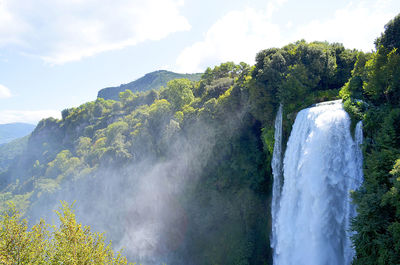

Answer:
[272,100,363,265]
[343,120,363,264]
[271,104,283,251]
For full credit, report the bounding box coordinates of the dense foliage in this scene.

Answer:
[1,13,400,264]
[339,14,400,265]
[0,202,131,264]
[250,40,357,151]
[0,136,28,173]
[98,70,202,101]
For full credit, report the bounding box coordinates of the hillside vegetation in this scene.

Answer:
[0,202,132,264]
[0,136,29,173]
[1,14,400,265]
[97,70,202,100]
[339,14,400,265]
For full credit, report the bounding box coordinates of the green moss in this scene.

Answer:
[261,127,275,154]
[343,98,367,138]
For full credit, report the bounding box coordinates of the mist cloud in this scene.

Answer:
[24,104,249,264]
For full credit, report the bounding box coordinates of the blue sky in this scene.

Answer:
[0,0,399,124]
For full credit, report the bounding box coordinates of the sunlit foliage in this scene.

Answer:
[0,202,132,264]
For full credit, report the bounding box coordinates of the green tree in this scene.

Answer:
[375,14,400,52]
[364,49,400,104]
[50,202,130,265]
[0,202,133,265]
[0,204,49,264]
[161,79,194,110]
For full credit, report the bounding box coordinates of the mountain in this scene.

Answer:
[97,70,202,100]
[0,123,35,145]
[0,136,28,173]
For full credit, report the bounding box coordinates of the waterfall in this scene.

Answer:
[272,100,363,265]
[271,104,283,251]
[343,121,363,264]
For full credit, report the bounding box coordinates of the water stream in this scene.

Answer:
[271,100,363,265]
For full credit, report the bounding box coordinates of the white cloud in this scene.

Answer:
[0,0,190,64]
[265,0,288,19]
[0,0,28,46]
[175,0,399,72]
[293,1,398,51]
[175,7,283,72]
[0,110,61,124]
[0,84,11,99]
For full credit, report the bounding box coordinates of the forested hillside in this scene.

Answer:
[0,136,28,173]
[1,14,400,265]
[98,70,202,100]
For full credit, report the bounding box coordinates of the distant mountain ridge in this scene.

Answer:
[0,123,35,145]
[97,70,202,100]
[0,136,28,172]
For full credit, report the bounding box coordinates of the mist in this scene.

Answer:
[23,104,267,264]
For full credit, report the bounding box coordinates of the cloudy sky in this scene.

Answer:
[0,0,399,124]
